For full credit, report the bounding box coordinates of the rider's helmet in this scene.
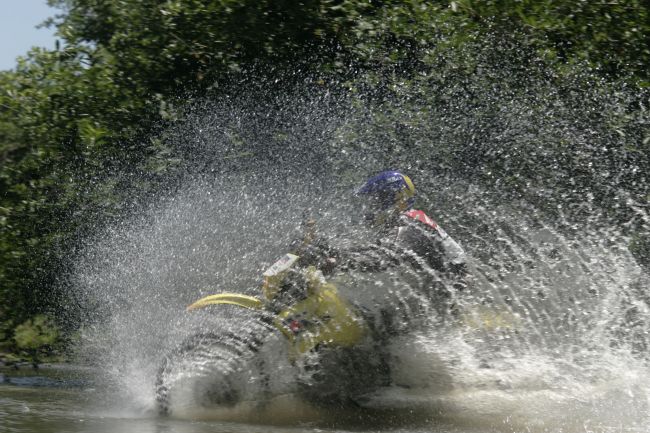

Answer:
[356,171,415,224]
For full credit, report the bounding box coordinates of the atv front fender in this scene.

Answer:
[186,293,265,311]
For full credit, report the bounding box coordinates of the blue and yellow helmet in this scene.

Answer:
[356,171,416,214]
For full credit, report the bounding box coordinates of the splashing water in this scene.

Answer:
[69,58,650,431]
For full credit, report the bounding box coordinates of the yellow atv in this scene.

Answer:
[186,253,367,360]
[155,254,389,415]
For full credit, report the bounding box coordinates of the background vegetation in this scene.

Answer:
[1,0,648,359]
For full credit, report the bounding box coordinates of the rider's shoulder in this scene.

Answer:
[402,209,438,230]
[401,209,455,241]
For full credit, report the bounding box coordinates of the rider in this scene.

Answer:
[351,170,467,277]
[290,170,466,276]
[277,170,468,376]
[288,169,467,299]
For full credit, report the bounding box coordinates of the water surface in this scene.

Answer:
[2,363,648,433]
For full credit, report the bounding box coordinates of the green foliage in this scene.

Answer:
[49,0,366,93]
[0,48,136,323]
[450,0,650,81]
[13,315,60,351]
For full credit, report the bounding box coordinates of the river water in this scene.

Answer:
[2,352,649,433]
[0,365,490,433]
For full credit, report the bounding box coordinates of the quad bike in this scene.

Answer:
[154,253,392,416]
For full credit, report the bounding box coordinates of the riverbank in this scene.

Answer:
[0,351,68,370]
